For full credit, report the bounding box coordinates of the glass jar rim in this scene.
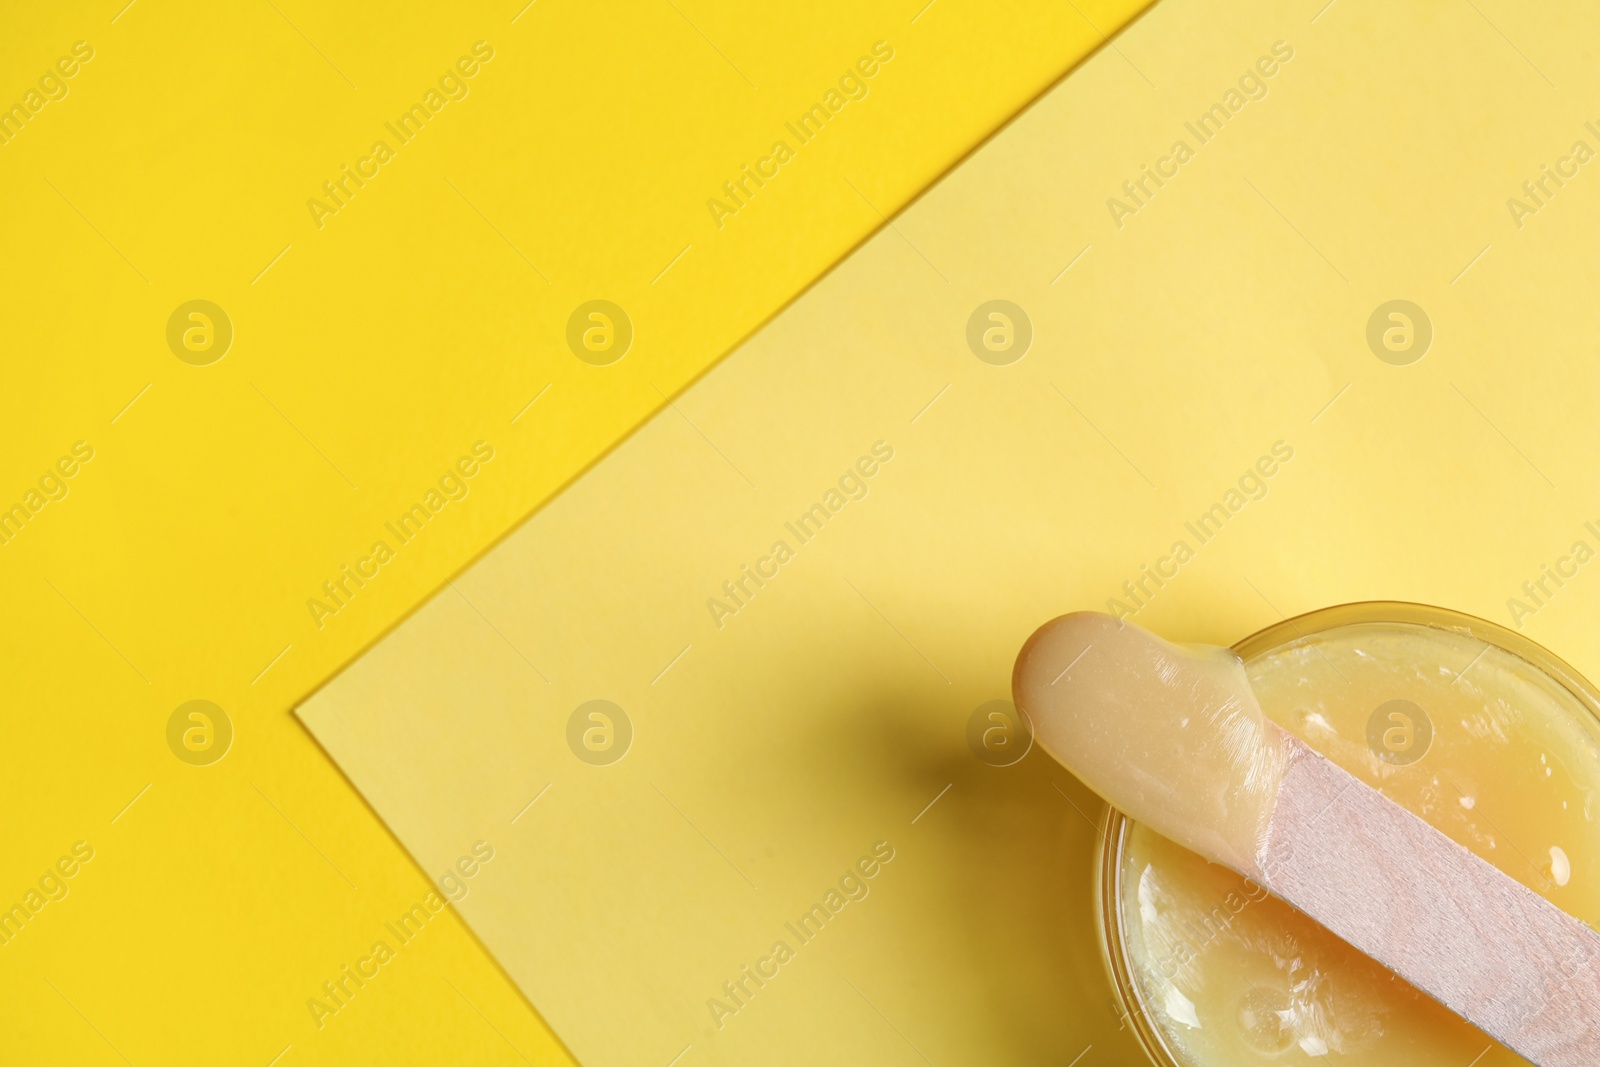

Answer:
[1094,600,1600,1067]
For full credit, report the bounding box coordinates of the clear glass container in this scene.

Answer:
[1098,602,1600,1066]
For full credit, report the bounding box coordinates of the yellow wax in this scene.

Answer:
[1017,611,1290,875]
[1115,622,1600,1065]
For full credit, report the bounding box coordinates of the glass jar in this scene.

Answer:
[1098,602,1600,1066]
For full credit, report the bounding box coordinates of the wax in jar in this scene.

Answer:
[1113,622,1600,1065]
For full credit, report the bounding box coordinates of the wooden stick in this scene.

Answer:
[1015,611,1600,1067]
[1252,732,1600,1067]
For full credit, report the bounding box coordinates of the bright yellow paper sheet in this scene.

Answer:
[0,1,1147,1063]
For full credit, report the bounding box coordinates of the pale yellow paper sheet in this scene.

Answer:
[300,1,1600,1063]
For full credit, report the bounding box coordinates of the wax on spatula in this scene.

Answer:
[1014,612,1600,1067]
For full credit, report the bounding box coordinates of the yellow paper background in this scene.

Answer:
[0,0,1151,1063]
[298,1,1600,1065]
